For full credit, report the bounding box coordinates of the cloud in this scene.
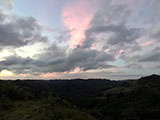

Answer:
[83,24,140,49]
[0,11,47,48]
[0,12,7,21]
[62,0,96,48]
[0,55,33,74]
[0,55,32,66]
[123,47,160,72]
[36,46,115,73]
[67,47,115,71]
[1,0,160,78]
[152,30,160,42]
[0,0,14,9]
[0,44,115,74]
[139,51,160,62]
[79,0,143,56]
[80,0,160,67]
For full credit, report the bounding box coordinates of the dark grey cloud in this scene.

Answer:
[106,25,140,45]
[54,30,70,44]
[0,12,47,48]
[0,12,7,22]
[34,45,115,72]
[124,47,160,69]
[91,1,131,26]
[152,30,160,42]
[0,0,159,78]
[83,24,140,49]
[139,51,160,62]
[0,55,32,66]
[153,47,160,51]
[125,63,142,70]
[81,0,142,56]
[67,48,114,71]
[0,55,33,74]
[0,45,115,74]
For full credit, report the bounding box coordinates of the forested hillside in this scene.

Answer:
[0,74,160,120]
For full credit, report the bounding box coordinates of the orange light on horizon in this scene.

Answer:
[39,72,58,78]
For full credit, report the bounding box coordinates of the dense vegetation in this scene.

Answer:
[0,74,160,120]
[0,81,94,120]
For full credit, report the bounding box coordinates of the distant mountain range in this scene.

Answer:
[0,74,160,120]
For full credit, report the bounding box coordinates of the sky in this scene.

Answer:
[0,0,160,80]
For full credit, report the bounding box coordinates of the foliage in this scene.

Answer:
[0,74,160,120]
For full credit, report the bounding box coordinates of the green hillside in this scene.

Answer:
[0,74,160,120]
[0,81,95,120]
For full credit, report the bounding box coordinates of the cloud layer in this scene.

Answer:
[0,0,160,79]
[0,0,14,9]
[0,15,47,48]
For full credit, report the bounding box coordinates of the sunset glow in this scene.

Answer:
[0,0,159,79]
[0,70,14,77]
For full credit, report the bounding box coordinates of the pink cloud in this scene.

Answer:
[62,0,94,48]
[90,42,96,50]
[39,72,59,78]
[141,41,154,46]
[119,49,125,54]
[69,67,83,74]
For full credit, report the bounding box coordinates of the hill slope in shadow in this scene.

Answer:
[0,74,160,120]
